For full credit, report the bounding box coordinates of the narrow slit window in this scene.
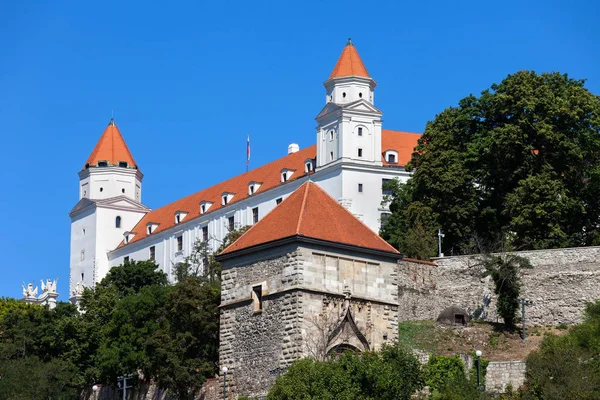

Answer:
[177,235,183,251]
[253,285,263,312]
[115,216,121,228]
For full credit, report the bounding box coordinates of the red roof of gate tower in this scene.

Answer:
[220,181,399,255]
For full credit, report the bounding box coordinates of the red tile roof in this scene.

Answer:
[381,130,421,166]
[118,130,420,248]
[220,182,400,255]
[329,39,370,79]
[84,119,138,170]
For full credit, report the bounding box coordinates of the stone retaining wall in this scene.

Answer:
[398,246,600,326]
[486,361,527,392]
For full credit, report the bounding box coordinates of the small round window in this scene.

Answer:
[342,92,346,98]
[100,187,104,192]
[359,92,363,98]
[122,188,125,193]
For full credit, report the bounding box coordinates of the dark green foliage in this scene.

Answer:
[423,355,466,393]
[380,179,438,259]
[146,277,221,399]
[266,345,424,400]
[482,254,533,328]
[522,301,600,399]
[384,71,600,255]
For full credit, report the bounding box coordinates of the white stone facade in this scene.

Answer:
[69,45,415,295]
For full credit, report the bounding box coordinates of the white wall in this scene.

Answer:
[79,167,143,202]
[69,208,97,292]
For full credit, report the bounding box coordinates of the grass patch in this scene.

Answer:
[398,321,438,351]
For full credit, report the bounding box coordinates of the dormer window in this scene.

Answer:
[305,159,314,173]
[384,150,399,164]
[98,161,108,167]
[248,182,262,196]
[119,161,128,168]
[146,222,159,235]
[200,201,213,214]
[280,169,295,183]
[222,192,234,206]
[174,211,188,224]
[124,231,135,244]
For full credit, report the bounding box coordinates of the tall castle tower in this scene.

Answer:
[69,119,149,302]
[316,39,383,168]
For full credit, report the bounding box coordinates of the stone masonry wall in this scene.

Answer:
[398,246,600,326]
[220,245,305,398]
[486,361,527,392]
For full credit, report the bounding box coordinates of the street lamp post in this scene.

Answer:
[475,350,483,390]
[222,366,228,400]
[520,298,533,343]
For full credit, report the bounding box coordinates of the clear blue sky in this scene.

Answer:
[1,1,598,299]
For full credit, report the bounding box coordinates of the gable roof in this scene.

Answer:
[117,130,420,249]
[329,39,370,79]
[220,182,400,256]
[84,119,138,170]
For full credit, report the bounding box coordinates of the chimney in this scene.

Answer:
[288,143,299,154]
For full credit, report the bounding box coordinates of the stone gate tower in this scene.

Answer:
[216,182,401,397]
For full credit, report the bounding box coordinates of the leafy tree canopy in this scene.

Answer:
[384,71,600,255]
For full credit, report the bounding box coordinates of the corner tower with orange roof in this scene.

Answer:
[316,38,383,171]
[216,182,402,397]
[68,119,150,303]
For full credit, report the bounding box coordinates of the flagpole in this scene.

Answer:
[246,135,250,173]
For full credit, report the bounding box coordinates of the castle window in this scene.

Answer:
[228,216,235,232]
[202,226,208,242]
[124,256,129,263]
[80,249,85,261]
[382,179,393,196]
[305,160,313,173]
[122,188,125,193]
[177,235,183,251]
[98,161,108,167]
[200,201,213,214]
[383,150,399,164]
[150,246,155,261]
[276,197,283,205]
[116,216,121,228]
[358,148,363,158]
[252,285,263,312]
[330,151,334,161]
[81,273,84,281]
[359,92,363,98]
[380,212,391,230]
[222,193,234,206]
[82,228,86,236]
[100,187,104,192]
[250,185,254,194]
[358,183,363,193]
[119,161,128,168]
[252,207,259,224]
[147,226,152,234]
[125,234,129,243]
[342,92,346,98]
[176,214,180,224]
[358,127,363,136]
[282,172,287,182]
[329,130,334,140]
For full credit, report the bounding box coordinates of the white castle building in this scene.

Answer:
[68,40,422,301]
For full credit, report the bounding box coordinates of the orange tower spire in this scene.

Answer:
[84,119,138,170]
[329,38,370,79]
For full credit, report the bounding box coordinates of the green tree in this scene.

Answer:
[146,277,220,400]
[522,301,600,399]
[385,71,600,255]
[482,254,533,328]
[267,345,423,400]
[380,180,438,259]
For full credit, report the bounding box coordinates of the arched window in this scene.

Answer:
[116,216,121,228]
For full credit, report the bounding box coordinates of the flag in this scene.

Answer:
[246,135,251,165]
